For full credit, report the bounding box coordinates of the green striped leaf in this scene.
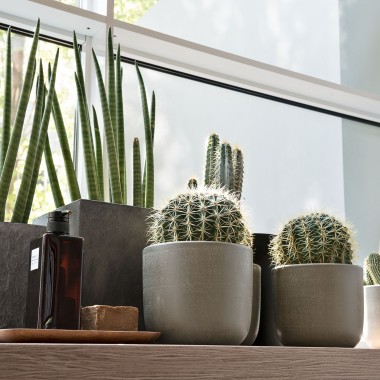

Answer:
[21,49,60,223]
[133,138,142,207]
[73,31,98,197]
[0,19,40,221]
[142,91,155,204]
[107,28,117,139]
[51,90,81,201]
[11,61,45,223]
[1,27,12,173]
[92,49,122,204]
[92,106,104,200]
[135,63,154,208]
[48,63,81,201]
[44,134,65,207]
[116,45,126,203]
[75,73,99,200]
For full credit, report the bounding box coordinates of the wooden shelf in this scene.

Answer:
[0,344,379,379]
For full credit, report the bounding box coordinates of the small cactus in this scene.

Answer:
[204,133,244,200]
[148,186,253,247]
[269,212,356,266]
[364,253,380,285]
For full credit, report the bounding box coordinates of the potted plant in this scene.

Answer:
[363,252,380,348]
[143,180,261,345]
[269,212,363,347]
[0,20,63,328]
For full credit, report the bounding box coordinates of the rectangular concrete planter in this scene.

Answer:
[0,222,46,328]
[33,200,150,330]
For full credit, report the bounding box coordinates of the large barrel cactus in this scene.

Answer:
[148,187,252,247]
[269,212,356,266]
[364,253,380,285]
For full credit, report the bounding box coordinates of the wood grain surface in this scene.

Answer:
[0,344,379,379]
[0,329,159,344]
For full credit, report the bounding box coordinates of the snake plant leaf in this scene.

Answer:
[142,90,156,206]
[48,63,81,201]
[135,62,154,208]
[21,49,60,223]
[73,31,97,195]
[115,44,126,203]
[107,27,117,138]
[92,106,104,200]
[1,27,12,173]
[75,73,99,200]
[133,138,142,207]
[73,31,87,108]
[11,61,45,222]
[0,19,40,221]
[44,134,64,207]
[51,90,81,201]
[92,48,122,204]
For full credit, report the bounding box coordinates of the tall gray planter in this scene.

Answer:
[272,264,363,347]
[33,199,150,329]
[143,241,260,345]
[0,222,46,328]
[364,285,380,348]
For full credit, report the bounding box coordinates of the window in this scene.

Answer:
[1,0,380,264]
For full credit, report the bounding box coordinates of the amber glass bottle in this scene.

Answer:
[26,210,84,329]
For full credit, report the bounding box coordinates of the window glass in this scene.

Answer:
[114,0,159,24]
[0,29,76,222]
[52,0,106,15]
[120,61,379,265]
[117,0,380,95]
[120,62,345,234]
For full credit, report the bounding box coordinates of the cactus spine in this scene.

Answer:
[269,212,356,266]
[204,133,244,200]
[148,187,252,247]
[364,253,380,285]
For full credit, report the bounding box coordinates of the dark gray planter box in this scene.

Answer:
[33,199,150,330]
[0,222,46,328]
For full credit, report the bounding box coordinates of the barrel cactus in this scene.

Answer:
[148,186,252,247]
[269,212,356,266]
[364,253,380,285]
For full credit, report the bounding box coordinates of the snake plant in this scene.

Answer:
[73,27,156,207]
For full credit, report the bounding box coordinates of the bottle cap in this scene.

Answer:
[47,210,71,235]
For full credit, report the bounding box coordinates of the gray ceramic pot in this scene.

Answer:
[272,264,363,347]
[364,285,380,348]
[143,241,260,345]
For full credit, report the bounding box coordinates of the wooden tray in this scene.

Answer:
[0,329,160,344]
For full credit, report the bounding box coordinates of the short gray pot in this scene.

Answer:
[143,241,260,345]
[272,264,363,347]
[364,285,380,348]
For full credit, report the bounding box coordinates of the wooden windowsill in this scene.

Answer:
[0,344,379,379]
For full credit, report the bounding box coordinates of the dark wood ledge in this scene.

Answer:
[0,344,378,379]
